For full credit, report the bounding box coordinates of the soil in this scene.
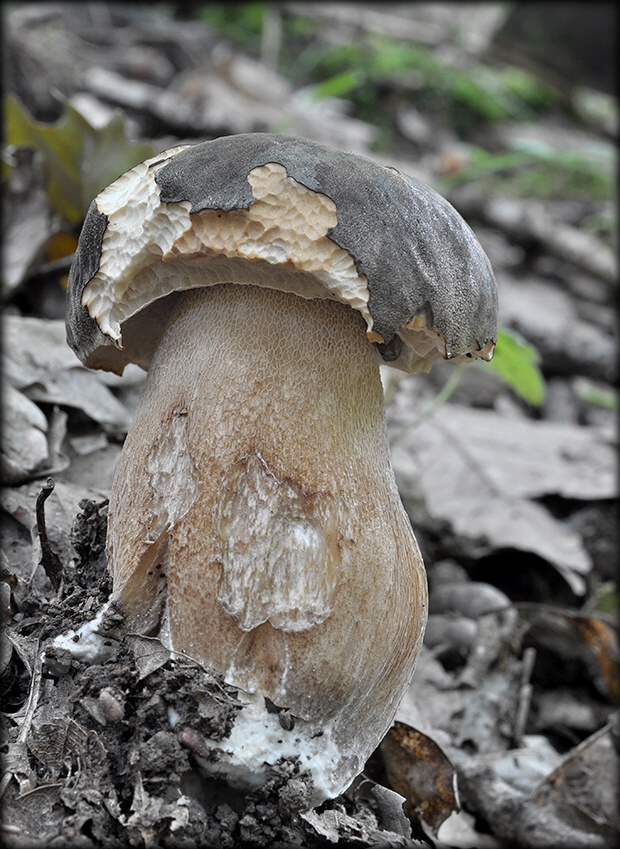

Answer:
[3,497,421,849]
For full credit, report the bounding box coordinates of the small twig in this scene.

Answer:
[28,253,74,281]
[0,772,13,802]
[17,640,44,746]
[36,477,63,592]
[454,612,502,689]
[260,5,282,70]
[0,640,45,802]
[513,646,537,747]
[390,364,465,445]
[515,600,618,629]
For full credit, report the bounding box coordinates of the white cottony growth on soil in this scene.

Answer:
[187,692,350,806]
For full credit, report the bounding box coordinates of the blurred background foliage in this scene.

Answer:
[3,1,617,412]
[5,94,154,225]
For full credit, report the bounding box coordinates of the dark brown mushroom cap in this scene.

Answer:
[66,133,498,374]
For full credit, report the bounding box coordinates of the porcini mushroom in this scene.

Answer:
[66,133,497,805]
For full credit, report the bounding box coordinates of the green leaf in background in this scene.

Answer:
[311,69,365,100]
[79,112,154,213]
[437,141,613,202]
[585,581,618,616]
[482,327,546,406]
[5,94,154,225]
[573,376,618,410]
[6,94,84,224]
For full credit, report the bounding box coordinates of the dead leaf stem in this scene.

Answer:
[35,477,63,592]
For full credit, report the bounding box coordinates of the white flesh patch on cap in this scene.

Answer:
[83,148,194,342]
[82,160,373,345]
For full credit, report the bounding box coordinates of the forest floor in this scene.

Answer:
[2,4,618,848]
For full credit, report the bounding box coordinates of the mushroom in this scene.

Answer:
[66,133,498,805]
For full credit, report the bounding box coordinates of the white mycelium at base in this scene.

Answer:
[169,690,346,804]
[50,609,354,804]
[50,603,114,663]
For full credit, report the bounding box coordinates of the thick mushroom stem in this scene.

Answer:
[107,282,427,802]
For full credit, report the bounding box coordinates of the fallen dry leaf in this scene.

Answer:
[1,384,49,484]
[533,718,620,843]
[4,316,133,435]
[1,147,57,294]
[380,721,459,838]
[390,398,616,593]
[562,614,620,705]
